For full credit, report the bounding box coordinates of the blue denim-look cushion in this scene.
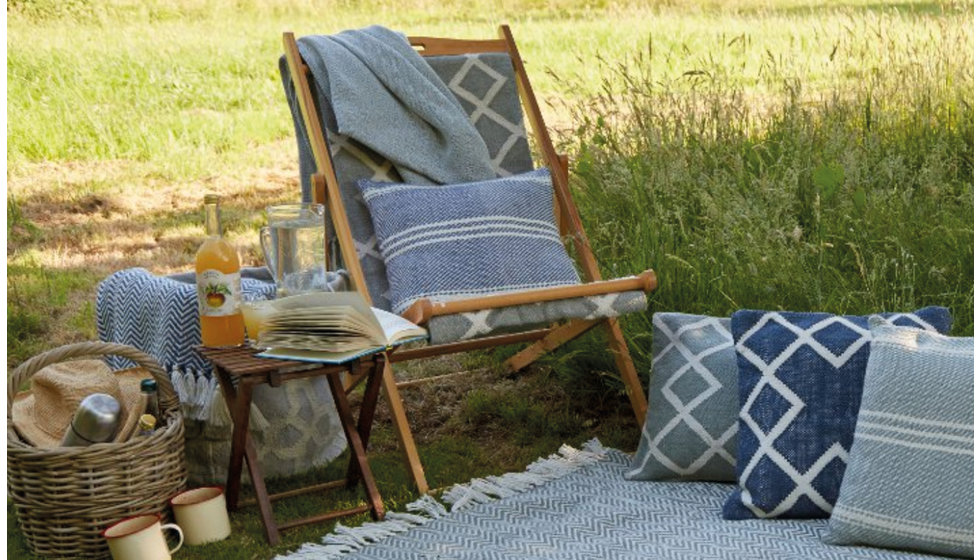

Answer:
[355,168,580,314]
[827,323,973,558]
[722,307,952,520]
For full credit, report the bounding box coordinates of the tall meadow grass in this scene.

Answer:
[547,9,973,393]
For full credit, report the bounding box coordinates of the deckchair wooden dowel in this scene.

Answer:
[505,319,599,372]
[408,36,509,56]
[389,328,553,363]
[402,270,657,324]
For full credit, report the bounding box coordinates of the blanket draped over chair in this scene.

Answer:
[295,25,496,186]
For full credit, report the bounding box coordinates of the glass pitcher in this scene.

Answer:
[259,203,327,297]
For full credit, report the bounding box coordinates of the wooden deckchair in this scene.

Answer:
[281,24,658,494]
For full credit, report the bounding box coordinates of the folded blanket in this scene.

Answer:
[295,25,496,185]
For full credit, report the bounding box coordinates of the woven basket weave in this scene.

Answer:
[7,342,187,558]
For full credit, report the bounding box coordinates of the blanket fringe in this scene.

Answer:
[275,439,609,560]
[168,367,270,431]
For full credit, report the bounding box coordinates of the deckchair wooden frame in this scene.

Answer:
[282,24,657,494]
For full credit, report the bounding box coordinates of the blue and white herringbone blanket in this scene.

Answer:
[96,267,349,485]
[296,26,496,186]
[280,442,950,560]
[96,267,276,375]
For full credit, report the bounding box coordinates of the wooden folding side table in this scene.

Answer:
[197,346,386,545]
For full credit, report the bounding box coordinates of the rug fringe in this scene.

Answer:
[274,439,609,560]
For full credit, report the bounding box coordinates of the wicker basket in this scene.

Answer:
[7,342,187,558]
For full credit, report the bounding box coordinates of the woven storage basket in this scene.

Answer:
[7,342,187,558]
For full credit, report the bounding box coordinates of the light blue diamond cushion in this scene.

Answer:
[355,168,580,314]
[626,313,739,482]
[722,307,952,520]
[827,322,973,558]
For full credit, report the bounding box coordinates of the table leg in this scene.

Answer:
[346,355,385,487]
[216,371,280,545]
[326,372,385,521]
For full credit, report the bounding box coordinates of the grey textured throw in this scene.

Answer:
[296,26,496,186]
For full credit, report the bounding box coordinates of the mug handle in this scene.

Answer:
[161,523,184,555]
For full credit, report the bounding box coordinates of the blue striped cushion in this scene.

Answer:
[356,168,580,314]
[827,323,973,558]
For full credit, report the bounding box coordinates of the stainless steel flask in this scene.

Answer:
[60,393,122,446]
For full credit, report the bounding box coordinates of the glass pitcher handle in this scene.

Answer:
[259,226,276,280]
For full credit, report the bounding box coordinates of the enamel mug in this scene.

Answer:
[102,514,183,560]
[170,486,232,545]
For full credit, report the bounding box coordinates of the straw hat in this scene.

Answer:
[12,360,150,448]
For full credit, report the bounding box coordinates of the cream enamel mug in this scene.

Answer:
[170,486,232,545]
[102,514,183,560]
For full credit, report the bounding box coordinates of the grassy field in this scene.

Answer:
[6,0,973,558]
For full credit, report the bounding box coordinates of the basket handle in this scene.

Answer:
[7,342,179,421]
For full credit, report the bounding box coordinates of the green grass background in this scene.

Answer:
[6,0,973,558]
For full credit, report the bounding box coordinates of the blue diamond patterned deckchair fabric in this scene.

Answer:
[280,25,658,494]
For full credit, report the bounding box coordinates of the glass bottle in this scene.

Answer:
[140,378,161,425]
[196,194,245,347]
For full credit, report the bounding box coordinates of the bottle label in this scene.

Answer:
[197,270,242,317]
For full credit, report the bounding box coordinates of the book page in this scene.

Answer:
[264,291,386,345]
[372,308,428,345]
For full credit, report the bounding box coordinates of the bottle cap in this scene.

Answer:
[138,414,157,432]
[140,379,158,393]
[204,194,220,204]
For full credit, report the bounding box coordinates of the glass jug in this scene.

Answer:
[259,203,327,297]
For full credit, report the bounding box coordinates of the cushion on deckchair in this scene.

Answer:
[427,290,648,344]
[356,168,581,315]
[280,50,534,311]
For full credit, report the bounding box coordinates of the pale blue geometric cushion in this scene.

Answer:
[722,307,952,520]
[627,313,739,482]
[355,168,580,314]
[827,323,973,558]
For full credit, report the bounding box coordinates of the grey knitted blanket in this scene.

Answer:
[296,26,496,185]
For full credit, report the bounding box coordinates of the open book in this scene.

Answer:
[256,292,427,364]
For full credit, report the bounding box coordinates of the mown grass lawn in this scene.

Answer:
[6,1,973,558]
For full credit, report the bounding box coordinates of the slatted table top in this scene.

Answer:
[196,345,353,377]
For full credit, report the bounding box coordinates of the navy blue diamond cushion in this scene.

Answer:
[722,307,952,520]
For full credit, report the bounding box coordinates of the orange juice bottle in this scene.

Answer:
[196,194,245,347]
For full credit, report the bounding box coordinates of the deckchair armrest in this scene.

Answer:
[401,269,657,326]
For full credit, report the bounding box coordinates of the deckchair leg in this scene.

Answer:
[380,361,430,494]
[505,319,598,372]
[602,318,648,426]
